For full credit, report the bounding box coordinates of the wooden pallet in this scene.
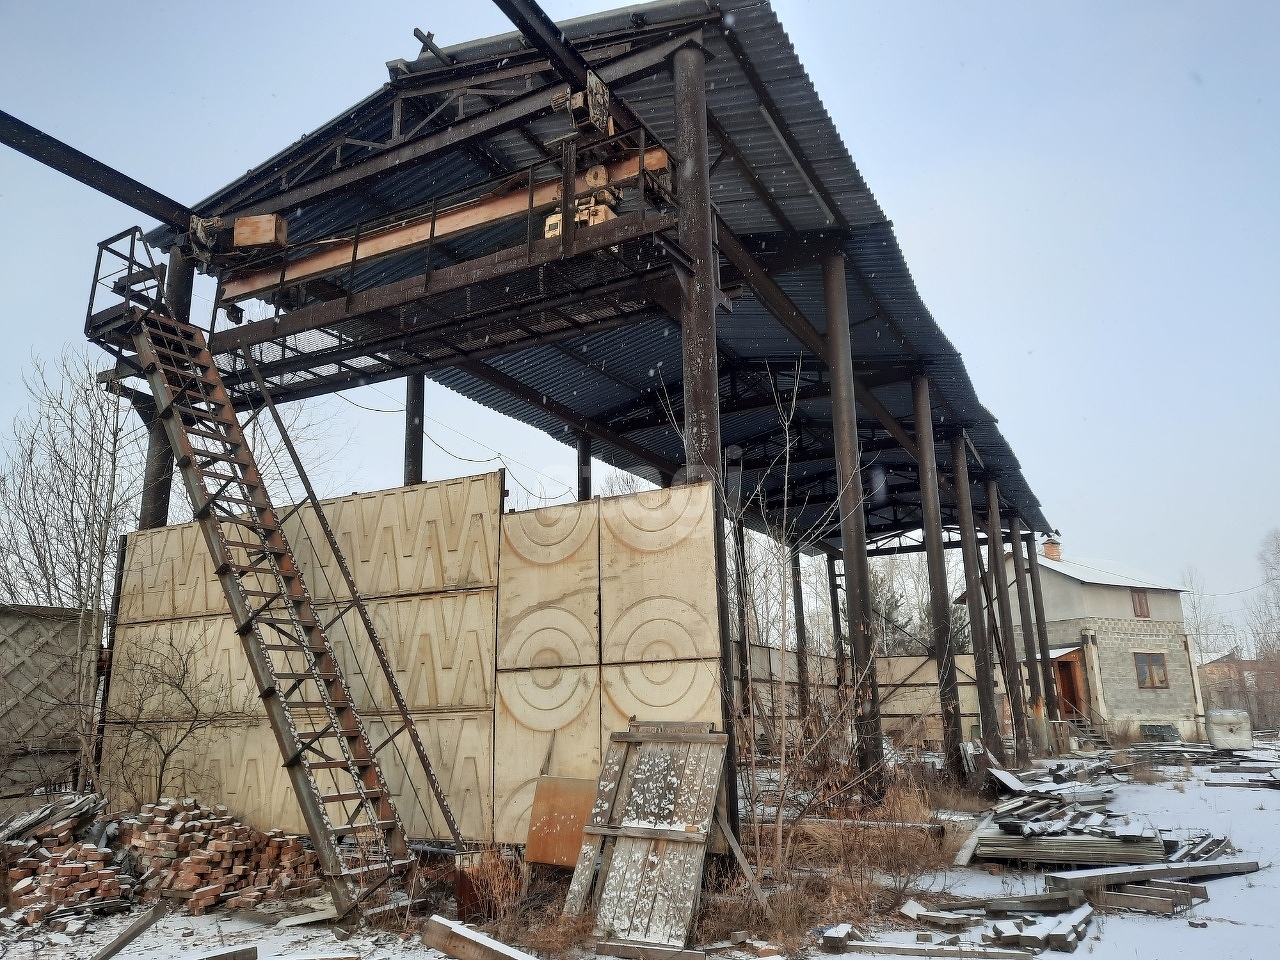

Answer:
[564,721,727,954]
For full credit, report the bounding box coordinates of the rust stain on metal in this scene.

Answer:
[525,776,599,867]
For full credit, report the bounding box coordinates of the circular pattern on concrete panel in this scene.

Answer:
[602,595,716,663]
[502,502,595,565]
[493,777,538,846]
[602,485,709,553]
[497,648,596,733]
[500,606,596,670]
[602,597,717,716]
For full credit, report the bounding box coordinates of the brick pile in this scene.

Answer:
[122,797,325,914]
[5,838,131,925]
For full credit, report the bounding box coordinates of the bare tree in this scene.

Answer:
[1246,530,1280,662]
[100,627,256,807]
[1181,564,1240,664]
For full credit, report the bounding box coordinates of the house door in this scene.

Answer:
[1056,658,1084,719]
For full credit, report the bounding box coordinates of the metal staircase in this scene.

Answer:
[87,229,461,918]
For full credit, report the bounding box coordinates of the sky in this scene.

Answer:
[1,1,1277,621]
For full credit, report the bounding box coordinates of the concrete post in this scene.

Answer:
[404,373,425,486]
[1009,516,1047,753]
[986,479,1030,765]
[951,436,1004,764]
[913,375,965,779]
[823,252,884,792]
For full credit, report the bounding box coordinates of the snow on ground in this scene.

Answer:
[12,752,1280,960]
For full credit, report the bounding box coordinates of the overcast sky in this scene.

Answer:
[1,1,1276,618]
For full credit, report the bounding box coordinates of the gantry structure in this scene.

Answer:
[1,0,1063,814]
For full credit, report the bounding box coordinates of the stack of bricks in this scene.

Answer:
[5,840,131,925]
[121,798,324,915]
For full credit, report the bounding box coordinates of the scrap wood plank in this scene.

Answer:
[1088,889,1177,915]
[423,915,540,960]
[92,901,168,960]
[597,940,706,960]
[1044,858,1261,890]
[953,813,994,867]
[842,940,1034,958]
[564,720,726,953]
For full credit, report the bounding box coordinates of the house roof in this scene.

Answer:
[1027,555,1184,593]
[141,0,1052,551]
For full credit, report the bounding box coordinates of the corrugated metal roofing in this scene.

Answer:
[181,0,1051,549]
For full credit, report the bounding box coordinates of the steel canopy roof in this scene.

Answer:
[175,0,1051,550]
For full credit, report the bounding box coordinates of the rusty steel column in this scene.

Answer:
[826,556,849,687]
[140,246,193,529]
[951,436,1003,764]
[733,518,753,709]
[404,374,425,486]
[673,44,721,483]
[675,43,740,831]
[986,479,1030,765]
[790,548,812,721]
[824,252,884,793]
[576,432,592,501]
[913,376,965,779]
[1009,516,1047,754]
[1026,534,1061,722]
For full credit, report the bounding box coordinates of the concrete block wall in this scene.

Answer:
[1014,617,1201,739]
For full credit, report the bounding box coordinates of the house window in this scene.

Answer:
[1135,652,1168,689]
[1131,588,1150,618]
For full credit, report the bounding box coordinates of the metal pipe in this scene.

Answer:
[913,376,965,779]
[1009,516,1046,754]
[790,548,812,721]
[1025,531,1061,722]
[576,432,592,501]
[673,44,721,483]
[986,479,1030,765]
[951,436,1003,764]
[404,374,425,485]
[0,109,192,229]
[823,252,884,792]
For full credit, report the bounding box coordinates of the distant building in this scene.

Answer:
[1198,652,1280,733]
[1006,541,1205,742]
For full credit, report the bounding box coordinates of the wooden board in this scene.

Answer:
[1044,857,1261,890]
[564,722,726,952]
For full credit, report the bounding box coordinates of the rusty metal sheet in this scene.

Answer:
[525,776,599,867]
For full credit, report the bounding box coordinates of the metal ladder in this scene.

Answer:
[86,231,460,917]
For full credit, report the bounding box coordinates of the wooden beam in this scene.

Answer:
[423,915,540,960]
[221,148,667,301]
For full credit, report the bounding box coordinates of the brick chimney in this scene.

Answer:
[1043,537,1062,562]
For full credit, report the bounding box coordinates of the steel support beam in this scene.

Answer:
[576,432,592,501]
[951,436,1003,764]
[139,247,193,528]
[0,109,192,229]
[790,548,812,721]
[914,376,965,779]
[1025,530,1062,723]
[987,479,1030,765]
[673,45,721,483]
[1009,516,1046,753]
[824,253,883,792]
[404,374,425,485]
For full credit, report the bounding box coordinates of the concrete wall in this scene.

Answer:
[1012,615,1202,740]
[104,473,723,844]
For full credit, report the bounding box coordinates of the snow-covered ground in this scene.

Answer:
[15,754,1280,960]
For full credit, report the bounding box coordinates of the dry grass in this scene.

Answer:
[925,777,991,814]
